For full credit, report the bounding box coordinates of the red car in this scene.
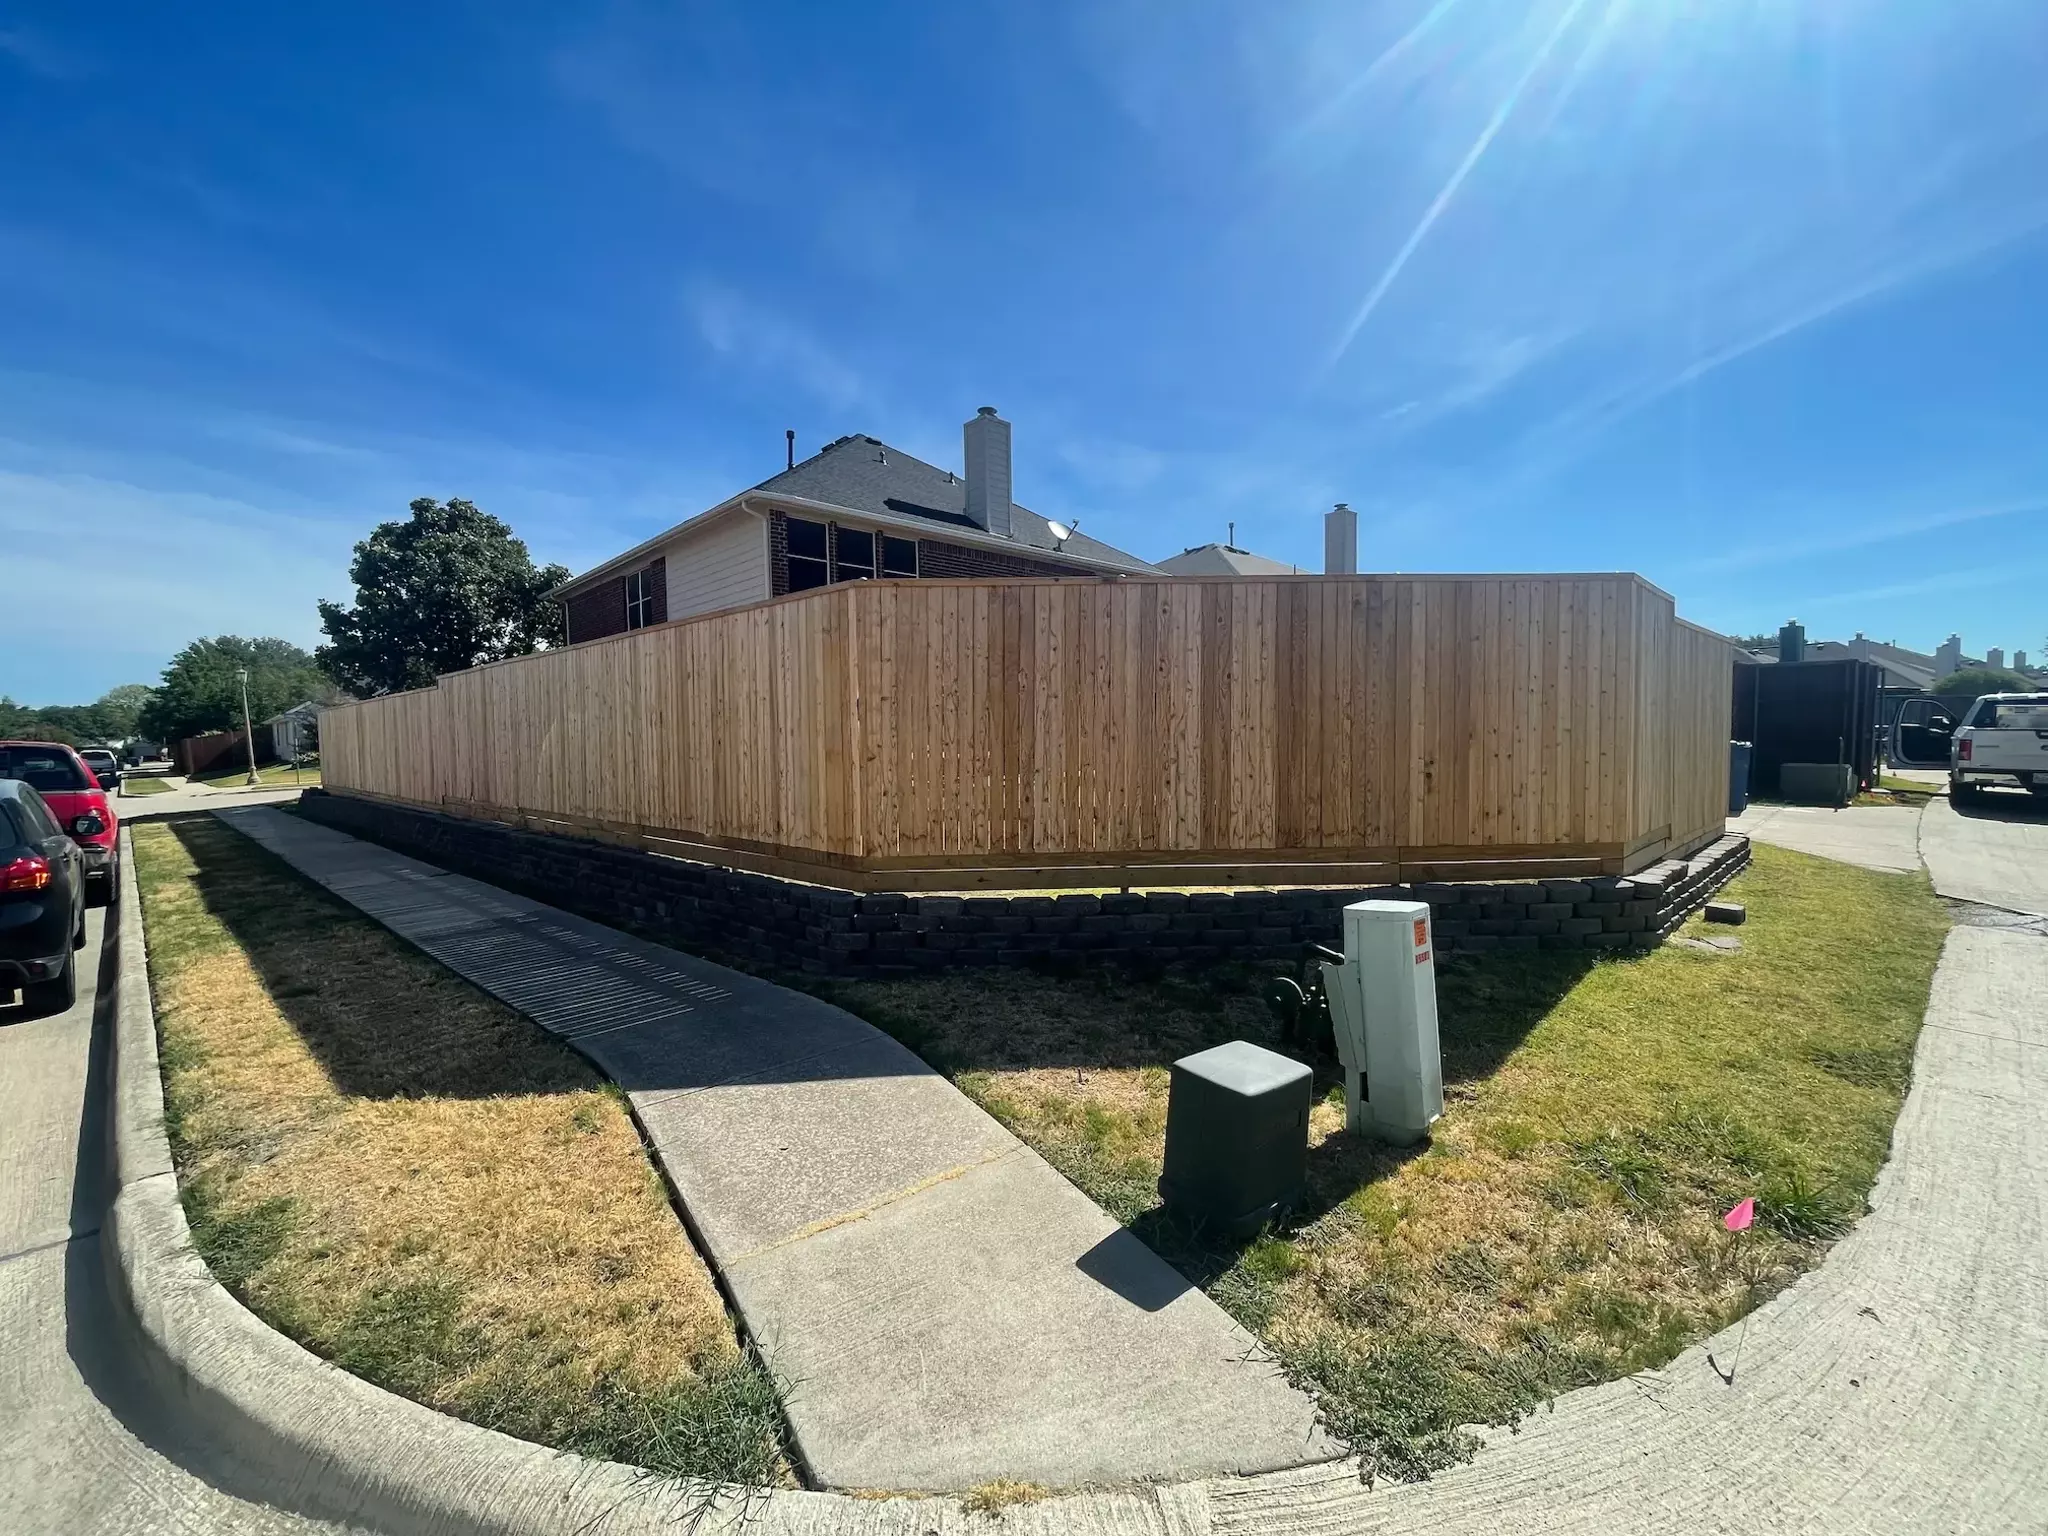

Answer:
[0,742,119,904]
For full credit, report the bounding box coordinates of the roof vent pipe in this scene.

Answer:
[785,429,795,470]
[1324,503,1358,575]
[963,406,1013,539]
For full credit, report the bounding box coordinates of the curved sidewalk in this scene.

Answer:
[1222,922,2048,1534]
[214,805,1332,1493]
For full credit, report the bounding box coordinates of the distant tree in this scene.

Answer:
[93,683,153,738]
[1939,666,2031,697]
[0,697,81,745]
[1733,633,1777,652]
[137,637,329,745]
[316,498,569,697]
[0,682,154,744]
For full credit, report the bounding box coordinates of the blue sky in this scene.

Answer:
[4,0,2046,703]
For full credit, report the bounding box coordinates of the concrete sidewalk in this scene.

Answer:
[1730,802,1925,874]
[215,805,1332,1494]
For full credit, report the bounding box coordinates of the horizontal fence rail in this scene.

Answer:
[323,576,1733,891]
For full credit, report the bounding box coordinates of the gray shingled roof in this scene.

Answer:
[752,435,1158,574]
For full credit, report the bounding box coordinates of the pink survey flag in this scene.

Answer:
[1723,1197,1756,1233]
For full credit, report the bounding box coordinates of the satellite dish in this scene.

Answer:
[1046,519,1076,545]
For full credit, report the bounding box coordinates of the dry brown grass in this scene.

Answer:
[821,845,1949,1481]
[134,815,788,1483]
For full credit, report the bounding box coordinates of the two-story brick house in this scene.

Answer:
[551,407,1159,644]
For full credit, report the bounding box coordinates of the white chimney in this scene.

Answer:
[1324,503,1358,575]
[963,406,1013,538]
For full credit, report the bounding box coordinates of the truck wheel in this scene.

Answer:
[1949,777,1977,804]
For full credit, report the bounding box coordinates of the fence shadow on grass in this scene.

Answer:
[151,813,596,1102]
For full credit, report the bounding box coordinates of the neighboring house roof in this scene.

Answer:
[750,436,1153,573]
[1803,640,1938,691]
[1155,543,1305,577]
[553,433,1158,600]
[261,701,325,727]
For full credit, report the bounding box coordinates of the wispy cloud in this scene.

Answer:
[1686,497,2045,577]
[0,26,86,81]
[687,284,867,412]
[1800,564,2035,608]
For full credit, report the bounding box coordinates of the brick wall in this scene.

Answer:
[300,790,1750,980]
[768,511,790,596]
[563,557,666,644]
[768,509,1081,597]
[565,575,626,644]
[913,538,1076,581]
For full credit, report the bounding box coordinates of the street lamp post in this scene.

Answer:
[235,667,259,786]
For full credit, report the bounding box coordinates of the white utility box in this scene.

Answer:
[1319,899,1445,1145]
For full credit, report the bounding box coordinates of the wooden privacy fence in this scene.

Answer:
[322,575,1733,891]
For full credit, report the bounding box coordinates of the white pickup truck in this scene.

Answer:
[1951,693,2048,804]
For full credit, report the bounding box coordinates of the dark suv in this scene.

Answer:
[1,779,89,1014]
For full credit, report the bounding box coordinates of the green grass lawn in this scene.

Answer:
[120,775,174,796]
[190,760,323,789]
[132,815,789,1484]
[819,844,1948,1482]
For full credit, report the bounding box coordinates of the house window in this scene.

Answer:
[881,534,918,578]
[625,568,656,630]
[834,526,875,582]
[787,517,829,591]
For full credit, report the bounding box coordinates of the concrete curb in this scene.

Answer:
[101,824,1320,1534]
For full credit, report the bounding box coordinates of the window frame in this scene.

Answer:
[881,534,918,579]
[786,517,830,592]
[624,568,656,631]
[833,525,876,583]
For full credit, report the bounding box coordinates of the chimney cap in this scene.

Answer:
[976,405,1000,417]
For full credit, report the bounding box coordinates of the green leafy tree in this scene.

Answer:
[1939,666,2031,697]
[92,683,153,738]
[316,498,569,696]
[0,697,81,745]
[0,683,155,744]
[137,637,330,745]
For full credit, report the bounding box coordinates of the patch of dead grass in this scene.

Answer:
[824,845,1949,1482]
[133,815,788,1484]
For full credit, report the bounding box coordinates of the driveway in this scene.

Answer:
[117,777,305,821]
[0,908,342,1532]
[1730,802,1923,873]
[1920,790,2048,916]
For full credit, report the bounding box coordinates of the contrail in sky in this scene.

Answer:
[1330,0,1594,365]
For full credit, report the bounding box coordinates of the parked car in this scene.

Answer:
[1951,693,2048,803]
[0,778,88,1012]
[0,741,120,904]
[78,747,120,789]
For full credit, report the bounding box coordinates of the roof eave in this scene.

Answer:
[550,489,1158,598]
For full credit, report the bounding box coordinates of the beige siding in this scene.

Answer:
[665,511,768,620]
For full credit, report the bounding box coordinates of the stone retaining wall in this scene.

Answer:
[298,791,1750,977]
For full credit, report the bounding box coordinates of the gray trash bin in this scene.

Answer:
[1729,740,1752,815]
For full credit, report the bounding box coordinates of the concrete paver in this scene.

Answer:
[1730,802,1925,873]
[216,805,1335,1493]
[0,912,349,1533]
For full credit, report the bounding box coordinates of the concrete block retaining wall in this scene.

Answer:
[298,791,1750,978]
